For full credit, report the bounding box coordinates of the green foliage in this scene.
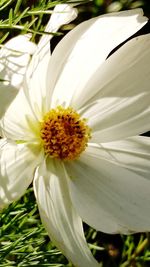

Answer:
[0,0,149,44]
[0,188,69,266]
[0,0,87,43]
[0,188,150,266]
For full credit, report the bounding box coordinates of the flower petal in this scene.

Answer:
[0,87,39,140]
[91,136,150,179]
[0,35,36,119]
[0,83,17,120]
[1,5,77,139]
[49,8,147,108]
[34,159,99,267]
[0,34,36,88]
[81,34,150,142]
[0,139,42,209]
[65,147,150,234]
[26,4,77,119]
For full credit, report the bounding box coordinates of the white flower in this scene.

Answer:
[0,6,150,267]
[0,34,36,119]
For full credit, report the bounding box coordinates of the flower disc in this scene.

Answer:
[40,106,91,160]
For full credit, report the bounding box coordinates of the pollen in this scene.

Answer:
[40,106,91,161]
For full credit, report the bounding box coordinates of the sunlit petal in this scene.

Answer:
[90,136,150,179]
[0,87,39,140]
[0,139,42,209]
[26,4,77,119]
[80,34,150,142]
[0,35,36,118]
[49,9,147,108]
[65,149,150,234]
[34,159,99,267]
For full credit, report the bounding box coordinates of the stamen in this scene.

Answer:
[40,106,91,161]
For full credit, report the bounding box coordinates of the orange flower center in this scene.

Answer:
[40,106,91,161]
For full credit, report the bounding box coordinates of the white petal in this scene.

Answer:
[0,139,42,209]
[34,159,99,267]
[0,35,36,119]
[49,8,147,108]
[91,136,150,179]
[3,34,36,54]
[0,83,18,120]
[0,34,36,88]
[0,5,77,139]
[26,4,77,119]
[81,34,150,142]
[65,148,150,234]
[0,87,40,141]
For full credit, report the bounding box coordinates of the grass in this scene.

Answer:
[0,187,150,266]
[0,187,68,266]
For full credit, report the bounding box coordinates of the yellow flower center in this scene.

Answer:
[40,106,91,161]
